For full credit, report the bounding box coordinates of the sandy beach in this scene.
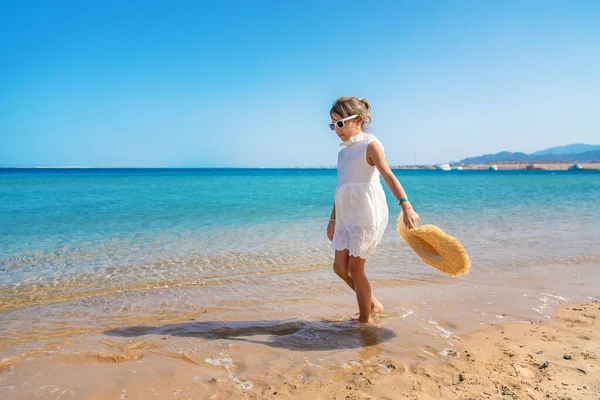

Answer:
[1,300,598,399]
[257,301,600,400]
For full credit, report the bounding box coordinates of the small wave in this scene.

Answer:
[88,351,143,363]
[204,355,253,390]
[440,348,459,358]
[0,263,330,312]
[0,358,13,374]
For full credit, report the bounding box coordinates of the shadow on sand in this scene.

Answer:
[104,318,396,351]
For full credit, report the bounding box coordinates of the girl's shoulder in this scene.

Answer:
[365,134,385,152]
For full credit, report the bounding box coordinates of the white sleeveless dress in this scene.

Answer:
[332,132,389,259]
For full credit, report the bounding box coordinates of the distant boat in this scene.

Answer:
[568,163,583,171]
[436,164,451,171]
[489,164,498,171]
[451,166,463,171]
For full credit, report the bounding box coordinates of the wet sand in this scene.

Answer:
[1,300,598,399]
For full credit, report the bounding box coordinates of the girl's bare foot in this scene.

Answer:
[349,313,374,324]
[350,299,384,320]
[371,298,384,315]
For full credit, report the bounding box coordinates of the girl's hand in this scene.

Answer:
[403,209,420,229]
[327,220,335,241]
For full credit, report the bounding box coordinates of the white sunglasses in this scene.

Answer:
[329,114,358,130]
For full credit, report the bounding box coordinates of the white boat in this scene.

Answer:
[568,163,583,171]
[489,164,498,171]
[436,164,451,171]
[452,166,463,171]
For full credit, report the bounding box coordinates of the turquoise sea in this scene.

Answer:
[1,168,599,396]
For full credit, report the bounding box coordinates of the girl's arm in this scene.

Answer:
[367,142,420,228]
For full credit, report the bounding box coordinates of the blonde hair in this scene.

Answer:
[330,96,372,132]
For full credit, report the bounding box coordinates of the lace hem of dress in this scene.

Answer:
[331,224,380,259]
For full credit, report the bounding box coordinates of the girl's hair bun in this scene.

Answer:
[359,97,370,111]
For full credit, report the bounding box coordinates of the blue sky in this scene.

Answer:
[1,0,599,167]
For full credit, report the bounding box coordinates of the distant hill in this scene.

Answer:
[459,152,530,164]
[531,144,600,156]
[458,144,600,164]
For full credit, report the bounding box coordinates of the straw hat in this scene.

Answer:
[396,213,470,277]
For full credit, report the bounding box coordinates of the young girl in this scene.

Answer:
[326,96,420,323]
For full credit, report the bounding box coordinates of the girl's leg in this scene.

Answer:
[333,249,352,287]
[348,255,372,323]
[333,250,383,319]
